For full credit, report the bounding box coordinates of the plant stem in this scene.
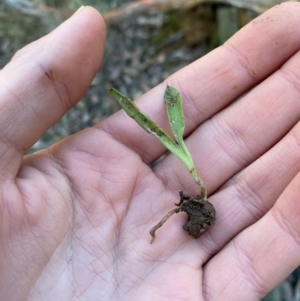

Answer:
[190,168,207,199]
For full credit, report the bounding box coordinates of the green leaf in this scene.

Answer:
[164,86,185,145]
[164,86,193,162]
[107,88,184,162]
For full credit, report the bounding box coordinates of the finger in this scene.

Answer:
[0,7,106,177]
[101,2,300,164]
[203,171,300,301]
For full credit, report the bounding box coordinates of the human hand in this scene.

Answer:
[1,4,300,301]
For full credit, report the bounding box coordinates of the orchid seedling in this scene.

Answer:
[108,86,216,243]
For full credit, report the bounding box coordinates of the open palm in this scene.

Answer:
[1,4,300,301]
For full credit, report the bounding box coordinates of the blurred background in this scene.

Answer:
[0,1,299,300]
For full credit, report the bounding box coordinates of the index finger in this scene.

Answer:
[100,3,300,164]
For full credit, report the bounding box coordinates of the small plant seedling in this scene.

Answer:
[108,86,216,243]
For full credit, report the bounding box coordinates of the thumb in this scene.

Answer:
[0,7,106,178]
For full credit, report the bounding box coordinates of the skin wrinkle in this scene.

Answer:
[93,127,143,175]
[223,122,300,208]
[119,255,190,299]
[112,260,137,299]
[0,146,22,181]
[83,128,158,228]
[153,160,185,196]
[50,149,97,218]
[21,152,73,217]
[233,175,265,221]
[8,228,54,299]
[289,126,300,162]
[119,265,147,295]
[20,179,52,226]
[0,82,26,113]
[16,174,71,237]
[0,127,19,153]
[26,236,57,288]
[111,231,172,299]
[59,136,136,298]
[0,92,28,150]
[255,243,285,296]
[71,238,111,297]
[196,226,222,262]
[279,62,300,98]
[35,59,73,114]
[66,187,119,235]
[209,274,232,301]
[44,149,77,301]
[211,114,252,167]
[85,260,108,291]
[3,61,63,148]
[223,41,260,82]
[164,50,242,131]
[113,237,149,290]
[122,175,154,232]
[110,231,124,299]
[102,192,124,274]
[271,207,300,247]
[115,244,192,300]
[46,147,75,186]
[38,157,75,296]
[202,280,216,301]
[232,239,267,299]
[126,171,178,239]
